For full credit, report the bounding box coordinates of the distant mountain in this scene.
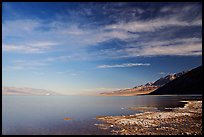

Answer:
[2,86,59,95]
[149,66,202,95]
[100,85,158,96]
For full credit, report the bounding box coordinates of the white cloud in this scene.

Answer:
[2,19,135,54]
[7,15,201,51]
[97,63,150,68]
[5,59,49,71]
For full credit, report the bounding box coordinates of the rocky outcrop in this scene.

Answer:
[96,100,202,135]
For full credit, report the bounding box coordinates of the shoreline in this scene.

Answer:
[99,94,202,97]
[96,100,202,135]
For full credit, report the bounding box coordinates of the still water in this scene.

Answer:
[2,95,201,135]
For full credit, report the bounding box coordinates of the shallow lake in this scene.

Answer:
[2,95,201,135]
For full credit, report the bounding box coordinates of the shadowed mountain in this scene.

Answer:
[149,66,202,95]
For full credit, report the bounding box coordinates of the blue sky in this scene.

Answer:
[2,2,202,95]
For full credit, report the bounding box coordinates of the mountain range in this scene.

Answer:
[100,66,202,96]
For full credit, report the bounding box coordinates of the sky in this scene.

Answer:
[2,2,202,95]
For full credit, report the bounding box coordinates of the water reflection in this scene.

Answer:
[2,95,201,135]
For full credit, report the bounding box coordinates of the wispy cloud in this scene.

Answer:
[104,17,201,33]
[4,18,200,58]
[44,55,72,62]
[2,19,134,54]
[97,63,150,69]
[2,3,202,58]
[6,60,49,70]
[4,54,78,71]
[160,3,201,15]
[56,71,75,75]
[123,38,202,57]
[94,37,202,58]
[3,19,41,36]
[56,71,79,77]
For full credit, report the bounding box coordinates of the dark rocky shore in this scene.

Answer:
[96,100,202,135]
